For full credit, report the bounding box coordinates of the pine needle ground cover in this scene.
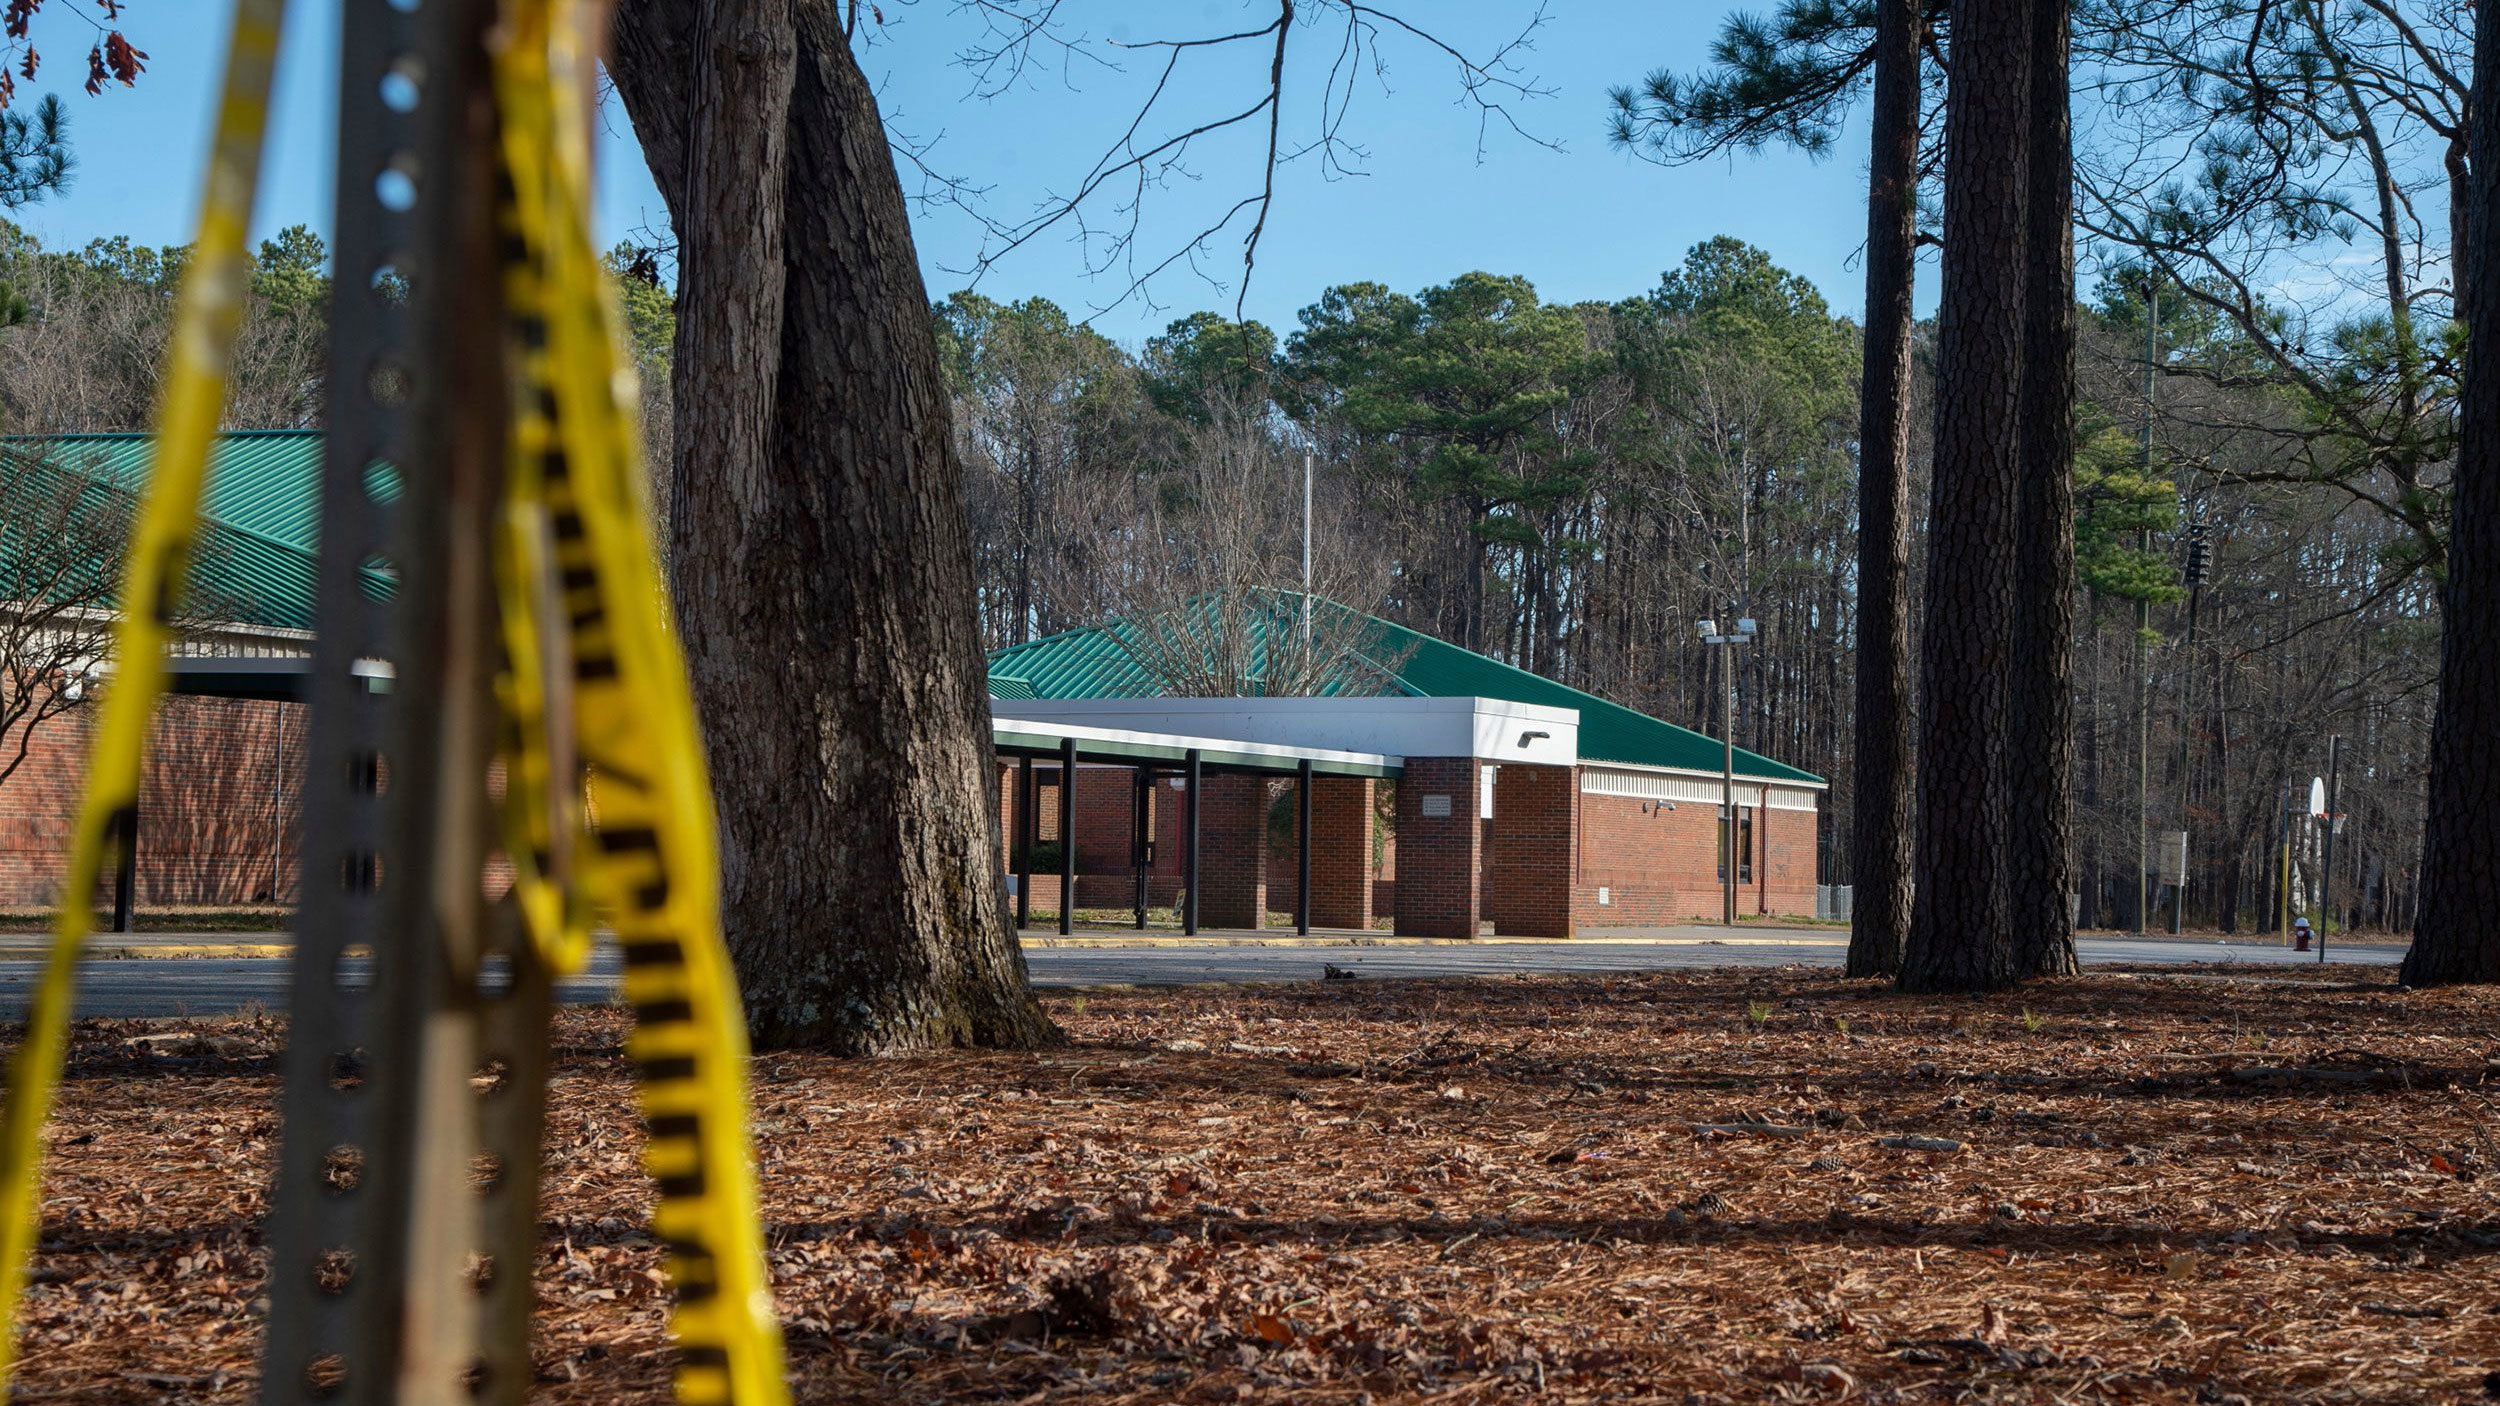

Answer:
[12,967,2500,1403]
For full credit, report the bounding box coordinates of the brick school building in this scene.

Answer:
[4,435,1826,935]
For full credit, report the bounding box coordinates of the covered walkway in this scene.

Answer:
[991,716,1399,939]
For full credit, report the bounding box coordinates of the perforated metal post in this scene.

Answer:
[259,0,552,1395]
[256,0,430,1386]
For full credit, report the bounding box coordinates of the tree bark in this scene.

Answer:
[2403,0,2500,985]
[608,0,1060,1050]
[1845,0,1920,980]
[1899,0,2031,994]
[2006,0,2079,979]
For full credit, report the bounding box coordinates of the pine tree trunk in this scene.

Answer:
[609,0,1060,1051]
[1899,0,2031,994]
[2006,0,2079,979]
[2403,0,2500,986]
[2078,606,2103,930]
[1845,0,1921,980]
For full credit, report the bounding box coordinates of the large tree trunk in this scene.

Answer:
[608,0,1060,1051]
[1845,0,1920,980]
[1898,0,2031,994]
[2006,0,2079,979]
[2403,0,2500,986]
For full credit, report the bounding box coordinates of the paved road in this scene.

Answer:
[0,931,2400,1019]
[1023,933,2397,986]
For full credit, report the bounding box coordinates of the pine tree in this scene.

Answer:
[1847,0,1921,978]
[1609,1,1940,976]
[2007,0,2079,978]
[1897,0,2032,993]
[2402,0,2500,986]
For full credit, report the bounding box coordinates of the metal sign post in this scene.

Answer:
[2319,736,2342,964]
[0,0,789,1393]
[258,0,558,1397]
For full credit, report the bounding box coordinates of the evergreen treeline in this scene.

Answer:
[935,238,2438,937]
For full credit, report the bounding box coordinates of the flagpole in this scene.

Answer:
[1301,451,1313,651]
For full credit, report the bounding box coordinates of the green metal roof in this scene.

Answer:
[986,594,1823,785]
[4,431,334,632]
[43,431,326,551]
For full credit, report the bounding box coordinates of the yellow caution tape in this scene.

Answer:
[487,0,592,976]
[491,0,789,1398]
[0,0,289,1387]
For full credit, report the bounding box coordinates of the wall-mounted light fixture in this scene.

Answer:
[1518,729,1550,747]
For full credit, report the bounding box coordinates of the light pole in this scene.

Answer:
[1699,614,1757,927]
[2136,279,2159,937]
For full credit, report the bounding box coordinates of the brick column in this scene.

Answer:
[996,762,1016,856]
[1307,776,1374,930]
[1196,774,1270,929]
[1490,763,1577,938]
[1394,758,1482,938]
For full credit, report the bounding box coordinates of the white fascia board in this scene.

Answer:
[1579,757,1830,793]
[991,696,1577,766]
[991,716,1399,777]
[1466,698,1579,766]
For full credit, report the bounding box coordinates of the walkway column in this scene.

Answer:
[1132,766,1152,929]
[1307,776,1374,931]
[1196,774,1271,930]
[1394,758,1481,938]
[1295,759,1313,935]
[1183,749,1201,936]
[1058,737,1077,935]
[1490,762,1576,938]
[111,800,138,934]
[1013,755,1034,930]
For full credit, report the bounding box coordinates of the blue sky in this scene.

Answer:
[19,1,1893,345]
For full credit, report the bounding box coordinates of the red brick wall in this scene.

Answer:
[1371,787,1397,915]
[1194,775,1271,928]
[999,763,1330,923]
[1070,766,1139,872]
[991,754,1820,935]
[996,762,1180,917]
[1306,776,1373,930]
[997,761,1066,845]
[1570,782,1817,926]
[1489,763,1576,937]
[1,695,307,906]
[1393,758,1481,938]
[1477,817,1496,917]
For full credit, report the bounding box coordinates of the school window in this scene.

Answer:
[1717,807,1755,885]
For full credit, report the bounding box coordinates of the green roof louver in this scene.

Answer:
[986,594,1823,786]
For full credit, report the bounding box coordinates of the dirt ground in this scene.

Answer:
[11,964,2500,1403]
